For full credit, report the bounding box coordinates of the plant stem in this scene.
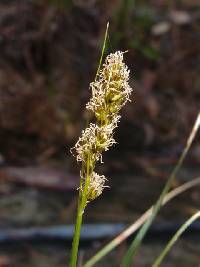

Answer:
[69,193,83,267]
[69,156,91,267]
[69,20,109,262]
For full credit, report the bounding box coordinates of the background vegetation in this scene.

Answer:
[0,0,200,266]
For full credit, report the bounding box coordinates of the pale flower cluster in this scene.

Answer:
[74,116,120,163]
[86,172,108,201]
[72,51,132,201]
[86,51,132,120]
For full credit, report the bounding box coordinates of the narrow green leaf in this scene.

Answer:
[152,211,200,267]
[95,22,109,80]
[120,113,200,267]
[83,177,200,267]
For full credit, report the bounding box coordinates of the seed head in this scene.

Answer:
[71,50,133,203]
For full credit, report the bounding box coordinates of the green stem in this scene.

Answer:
[69,157,91,267]
[69,193,83,267]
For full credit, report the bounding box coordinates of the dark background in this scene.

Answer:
[0,0,200,266]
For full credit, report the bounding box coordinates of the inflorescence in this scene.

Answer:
[71,51,132,202]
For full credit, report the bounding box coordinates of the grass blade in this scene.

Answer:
[95,22,109,80]
[152,211,200,267]
[120,113,200,267]
[83,176,200,267]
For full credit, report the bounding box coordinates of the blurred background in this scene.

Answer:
[0,0,200,266]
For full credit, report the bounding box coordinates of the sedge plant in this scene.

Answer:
[69,21,200,267]
[69,49,133,266]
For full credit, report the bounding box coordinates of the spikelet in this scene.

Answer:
[73,115,120,163]
[86,172,108,201]
[86,51,132,123]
